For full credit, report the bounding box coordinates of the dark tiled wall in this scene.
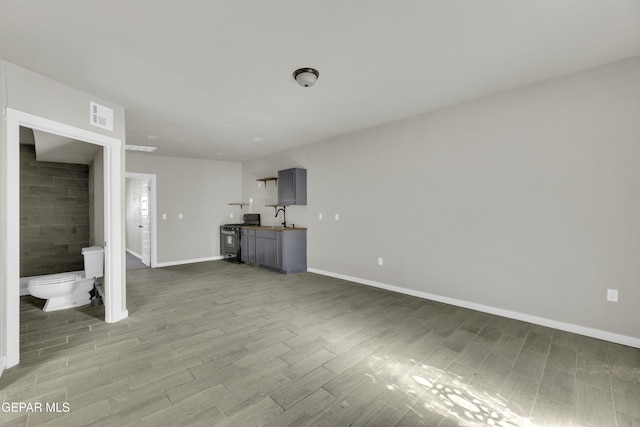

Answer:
[20,144,90,277]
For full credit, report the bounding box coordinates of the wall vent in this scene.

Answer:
[90,102,114,131]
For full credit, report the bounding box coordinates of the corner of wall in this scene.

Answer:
[0,59,8,373]
[90,149,105,247]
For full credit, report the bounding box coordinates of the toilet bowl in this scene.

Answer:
[27,273,95,311]
[27,246,104,312]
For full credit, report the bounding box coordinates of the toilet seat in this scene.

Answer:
[29,273,77,286]
[27,272,93,310]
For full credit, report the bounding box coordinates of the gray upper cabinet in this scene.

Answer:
[278,168,307,206]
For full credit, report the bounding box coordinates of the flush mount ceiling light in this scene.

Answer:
[293,68,319,87]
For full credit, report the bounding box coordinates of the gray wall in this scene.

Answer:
[89,148,105,248]
[19,144,90,277]
[125,177,143,256]
[126,153,242,265]
[1,63,7,363]
[242,57,640,341]
[1,60,127,366]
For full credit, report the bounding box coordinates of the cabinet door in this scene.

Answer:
[255,237,266,265]
[247,236,256,263]
[278,168,307,206]
[256,237,278,268]
[278,168,296,205]
[240,234,247,262]
[264,238,278,268]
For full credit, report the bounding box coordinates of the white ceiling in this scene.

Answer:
[1,1,639,162]
[32,130,101,165]
[20,127,101,165]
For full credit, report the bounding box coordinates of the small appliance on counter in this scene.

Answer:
[220,213,260,263]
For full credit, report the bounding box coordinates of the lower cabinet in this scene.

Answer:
[241,228,306,274]
[256,233,280,270]
[240,229,256,264]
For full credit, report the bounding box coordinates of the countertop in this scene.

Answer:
[241,225,307,231]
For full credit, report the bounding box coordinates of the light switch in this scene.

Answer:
[178,213,183,219]
[162,214,167,220]
[335,213,340,221]
[319,213,323,220]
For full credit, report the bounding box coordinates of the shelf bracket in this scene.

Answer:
[228,203,249,210]
[265,204,283,213]
[256,177,278,188]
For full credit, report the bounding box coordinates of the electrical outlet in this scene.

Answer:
[335,213,340,221]
[378,257,383,266]
[229,213,234,219]
[607,289,618,302]
[319,213,323,220]
[178,213,183,220]
[162,214,167,220]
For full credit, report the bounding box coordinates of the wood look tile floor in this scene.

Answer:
[1,260,639,426]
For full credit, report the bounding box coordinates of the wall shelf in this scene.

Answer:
[228,202,249,210]
[257,177,278,188]
[265,203,285,210]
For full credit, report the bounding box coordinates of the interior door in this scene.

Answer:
[140,179,151,266]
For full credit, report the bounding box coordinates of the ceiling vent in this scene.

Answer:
[125,144,158,153]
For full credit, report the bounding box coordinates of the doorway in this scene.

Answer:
[4,109,127,369]
[19,128,102,286]
[125,173,157,269]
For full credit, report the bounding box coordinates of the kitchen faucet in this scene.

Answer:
[275,207,287,227]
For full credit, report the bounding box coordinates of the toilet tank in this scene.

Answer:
[82,246,104,278]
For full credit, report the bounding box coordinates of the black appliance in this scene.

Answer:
[220,213,260,263]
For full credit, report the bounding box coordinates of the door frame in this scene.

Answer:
[4,108,127,369]
[125,172,157,268]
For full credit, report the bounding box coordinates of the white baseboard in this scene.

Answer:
[307,268,640,349]
[126,248,143,259]
[155,256,224,268]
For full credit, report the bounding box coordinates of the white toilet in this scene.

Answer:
[27,246,104,312]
